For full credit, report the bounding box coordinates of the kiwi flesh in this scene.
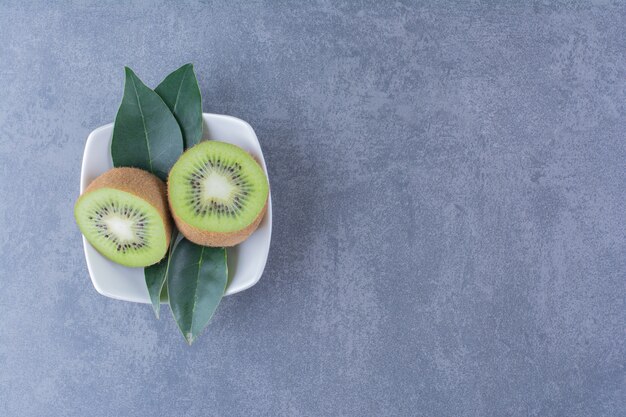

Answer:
[74,167,172,267]
[168,141,269,247]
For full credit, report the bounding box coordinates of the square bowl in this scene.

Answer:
[80,113,272,303]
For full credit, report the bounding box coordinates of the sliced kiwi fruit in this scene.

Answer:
[75,167,172,267]
[168,141,269,247]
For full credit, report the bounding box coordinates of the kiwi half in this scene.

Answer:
[74,167,172,267]
[168,141,269,247]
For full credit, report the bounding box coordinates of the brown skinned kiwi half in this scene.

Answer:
[74,167,172,267]
[167,141,269,247]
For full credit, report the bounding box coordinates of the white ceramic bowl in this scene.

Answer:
[79,113,272,302]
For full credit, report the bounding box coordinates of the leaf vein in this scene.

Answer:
[173,65,190,114]
[189,246,205,342]
[129,74,153,173]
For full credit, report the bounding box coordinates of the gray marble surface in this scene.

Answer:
[0,1,624,416]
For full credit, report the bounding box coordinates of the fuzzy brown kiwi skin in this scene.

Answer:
[77,167,172,251]
[171,200,267,247]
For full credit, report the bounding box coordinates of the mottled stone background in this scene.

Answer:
[0,1,624,416]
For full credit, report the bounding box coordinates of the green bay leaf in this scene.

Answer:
[111,67,183,181]
[155,63,203,149]
[167,240,228,345]
[144,230,177,319]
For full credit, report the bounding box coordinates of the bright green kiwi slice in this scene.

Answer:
[74,168,171,267]
[168,141,269,246]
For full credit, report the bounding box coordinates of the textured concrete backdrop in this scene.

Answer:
[0,1,624,416]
